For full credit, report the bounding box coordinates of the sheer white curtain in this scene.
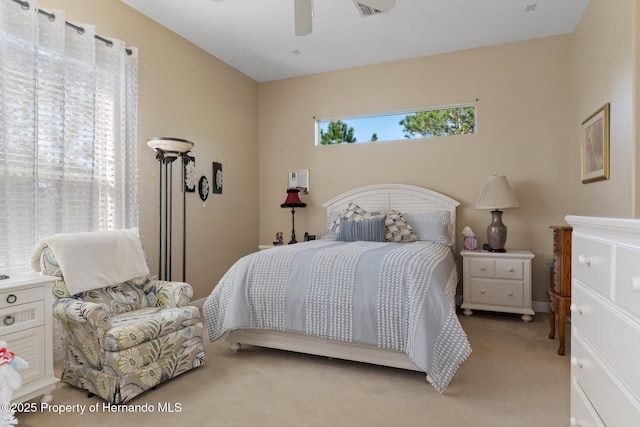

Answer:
[0,0,139,272]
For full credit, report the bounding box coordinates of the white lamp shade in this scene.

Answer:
[475,175,520,210]
[147,137,194,155]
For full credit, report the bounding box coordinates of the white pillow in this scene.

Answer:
[402,211,452,245]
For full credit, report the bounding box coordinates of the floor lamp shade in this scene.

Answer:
[475,175,519,252]
[281,188,306,244]
[148,137,194,281]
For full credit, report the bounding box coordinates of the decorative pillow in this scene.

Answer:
[402,211,452,245]
[328,201,374,234]
[337,215,386,242]
[385,210,417,242]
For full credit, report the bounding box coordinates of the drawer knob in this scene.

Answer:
[570,356,582,368]
[480,289,486,295]
[3,315,15,326]
[569,417,581,427]
[632,277,640,292]
[507,267,514,272]
[507,291,514,296]
[480,266,486,271]
[570,303,582,314]
[6,294,17,304]
[578,255,591,266]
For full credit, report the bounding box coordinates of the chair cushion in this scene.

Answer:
[103,306,201,352]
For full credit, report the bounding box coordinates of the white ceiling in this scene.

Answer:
[121,0,589,83]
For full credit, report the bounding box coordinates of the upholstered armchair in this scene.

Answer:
[37,240,205,404]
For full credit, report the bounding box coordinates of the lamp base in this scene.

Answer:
[487,209,508,252]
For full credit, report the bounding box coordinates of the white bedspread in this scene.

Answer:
[30,229,149,294]
[203,240,471,392]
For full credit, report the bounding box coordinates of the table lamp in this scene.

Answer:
[475,175,520,252]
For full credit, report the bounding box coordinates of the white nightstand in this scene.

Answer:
[0,272,59,403]
[460,250,535,321]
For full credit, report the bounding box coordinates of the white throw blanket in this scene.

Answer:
[31,229,150,294]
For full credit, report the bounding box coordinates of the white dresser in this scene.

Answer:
[566,216,640,426]
[0,272,58,403]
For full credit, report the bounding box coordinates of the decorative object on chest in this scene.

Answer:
[547,225,572,356]
[461,249,535,321]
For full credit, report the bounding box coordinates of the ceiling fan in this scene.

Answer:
[294,0,397,36]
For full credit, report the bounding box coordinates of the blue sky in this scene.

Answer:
[319,113,409,143]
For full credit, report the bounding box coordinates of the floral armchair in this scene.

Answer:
[40,246,205,404]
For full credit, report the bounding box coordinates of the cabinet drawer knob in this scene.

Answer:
[480,289,486,295]
[570,356,582,368]
[479,266,486,271]
[6,294,17,304]
[3,315,15,326]
[507,291,514,296]
[578,255,591,266]
[570,303,582,314]
[632,277,640,292]
[569,416,581,427]
[507,267,514,272]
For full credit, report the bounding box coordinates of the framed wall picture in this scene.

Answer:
[212,162,223,194]
[581,103,610,184]
[184,155,196,192]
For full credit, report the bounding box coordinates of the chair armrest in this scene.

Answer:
[52,298,112,330]
[151,280,194,308]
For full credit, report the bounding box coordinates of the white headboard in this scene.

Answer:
[322,184,460,245]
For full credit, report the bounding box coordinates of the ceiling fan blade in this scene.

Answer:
[357,0,396,13]
[294,0,312,36]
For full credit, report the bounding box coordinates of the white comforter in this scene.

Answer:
[203,239,471,392]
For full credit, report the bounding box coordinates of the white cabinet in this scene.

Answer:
[460,250,535,321]
[0,272,58,403]
[566,215,640,426]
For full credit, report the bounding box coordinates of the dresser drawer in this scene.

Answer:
[571,331,640,425]
[469,278,523,307]
[0,301,44,334]
[615,245,640,319]
[571,377,605,427]
[572,235,612,297]
[0,286,45,309]
[572,283,640,399]
[469,258,494,277]
[495,260,523,280]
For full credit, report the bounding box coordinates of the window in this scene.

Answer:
[316,104,476,145]
[0,2,139,272]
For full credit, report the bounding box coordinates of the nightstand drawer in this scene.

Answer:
[0,301,44,334]
[495,260,523,280]
[469,278,524,307]
[469,258,495,277]
[0,286,45,309]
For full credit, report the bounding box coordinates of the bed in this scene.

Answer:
[203,184,471,392]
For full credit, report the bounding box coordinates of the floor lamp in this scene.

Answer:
[147,137,194,281]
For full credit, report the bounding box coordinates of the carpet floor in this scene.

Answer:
[17,310,570,427]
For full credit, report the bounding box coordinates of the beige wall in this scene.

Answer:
[569,0,635,216]
[39,0,259,300]
[258,36,574,303]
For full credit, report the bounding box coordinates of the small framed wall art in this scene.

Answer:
[212,162,223,194]
[581,103,610,184]
[184,155,196,192]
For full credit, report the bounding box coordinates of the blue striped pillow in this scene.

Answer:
[337,215,386,242]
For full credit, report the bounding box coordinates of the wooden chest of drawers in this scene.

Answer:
[548,225,572,355]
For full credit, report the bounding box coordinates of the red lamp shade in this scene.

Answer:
[281,188,307,208]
